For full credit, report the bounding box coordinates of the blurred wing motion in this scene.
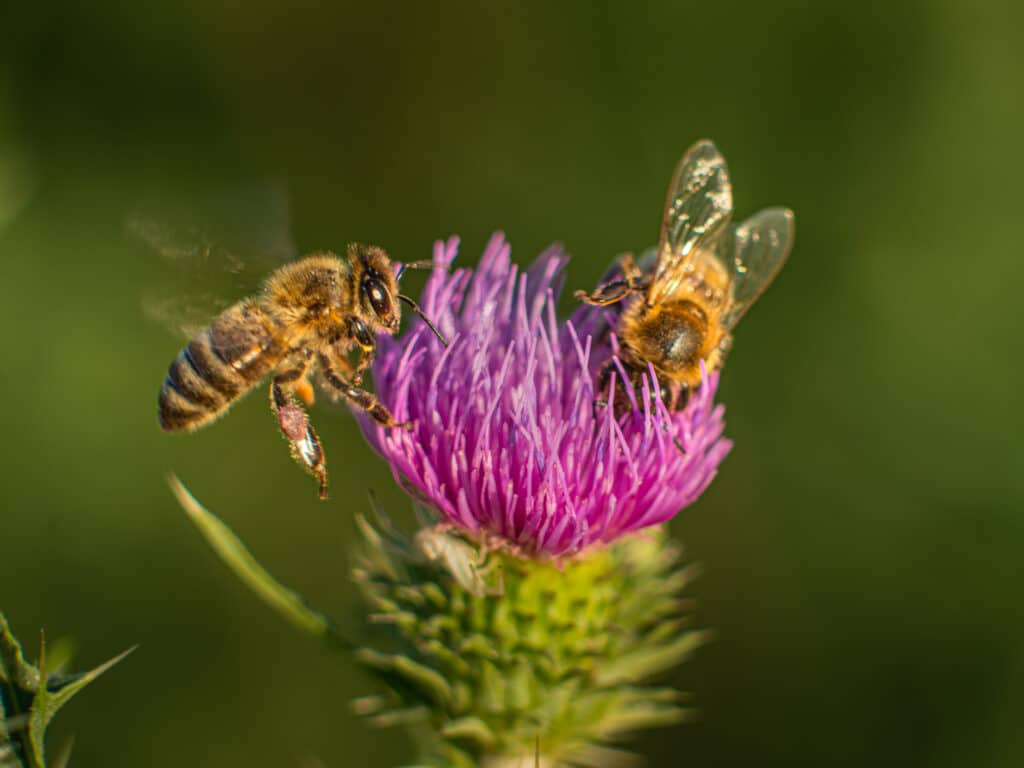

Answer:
[648,140,734,305]
[131,215,244,339]
[128,182,298,339]
[718,207,794,329]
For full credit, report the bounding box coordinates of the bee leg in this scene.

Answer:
[319,352,411,430]
[574,280,633,306]
[670,383,691,412]
[668,384,691,455]
[574,253,645,306]
[342,322,376,387]
[591,360,619,418]
[347,383,411,429]
[352,344,375,388]
[619,252,644,283]
[271,365,328,500]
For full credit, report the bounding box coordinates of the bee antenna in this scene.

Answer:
[395,260,439,281]
[398,294,448,347]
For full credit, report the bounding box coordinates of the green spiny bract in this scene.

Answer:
[352,517,708,768]
[0,612,131,768]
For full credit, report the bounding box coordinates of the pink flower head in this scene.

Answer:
[359,234,732,558]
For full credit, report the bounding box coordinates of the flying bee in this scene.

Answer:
[576,139,794,412]
[158,244,446,500]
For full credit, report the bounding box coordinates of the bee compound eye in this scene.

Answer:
[366,280,392,319]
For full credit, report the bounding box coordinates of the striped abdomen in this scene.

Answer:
[159,301,281,432]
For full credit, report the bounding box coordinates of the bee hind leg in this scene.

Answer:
[271,367,328,500]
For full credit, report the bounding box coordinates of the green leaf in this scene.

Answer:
[355,649,452,708]
[585,688,689,738]
[354,512,401,583]
[439,716,496,750]
[35,644,136,729]
[413,529,489,597]
[170,474,350,649]
[593,629,711,687]
[0,616,130,768]
[0,615,42,768]
[0,613,39,691]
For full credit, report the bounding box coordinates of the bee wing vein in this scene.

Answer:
[720,207,795,329]
[648,140,734,304]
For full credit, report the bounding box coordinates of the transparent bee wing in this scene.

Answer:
[648,140,734,305]
[637,246,658,273]
[132,217,242,338]
[142,292,234,342]
[719,207,794,329]
[130,182,298,339]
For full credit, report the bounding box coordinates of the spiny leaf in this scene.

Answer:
[593,629,711,687]
[1,616,128,768]
[355,512,401,583]
[0,614,38,691]
[35,645,137,728]
[25,635,52,767]
[170,474,350,649]
[414,528,490,597]
[585,689,690,738]
[440,716,496,749]
[355,649,452,708]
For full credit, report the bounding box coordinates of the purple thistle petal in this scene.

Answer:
[360,234,732,558]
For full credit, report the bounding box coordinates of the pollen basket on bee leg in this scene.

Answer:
[278,402,310,442]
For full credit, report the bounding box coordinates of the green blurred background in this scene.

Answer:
[2,1,1022,765]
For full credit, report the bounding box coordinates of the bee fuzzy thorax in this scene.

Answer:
[261,254,353,335]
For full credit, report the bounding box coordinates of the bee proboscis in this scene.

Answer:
[158,244,446,499]
[576,139,794,412]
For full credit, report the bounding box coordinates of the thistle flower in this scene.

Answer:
[360,233,732,558]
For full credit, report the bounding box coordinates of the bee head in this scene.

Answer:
[350,244,401,333]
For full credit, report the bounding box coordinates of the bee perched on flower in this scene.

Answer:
[576,139,794,414]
